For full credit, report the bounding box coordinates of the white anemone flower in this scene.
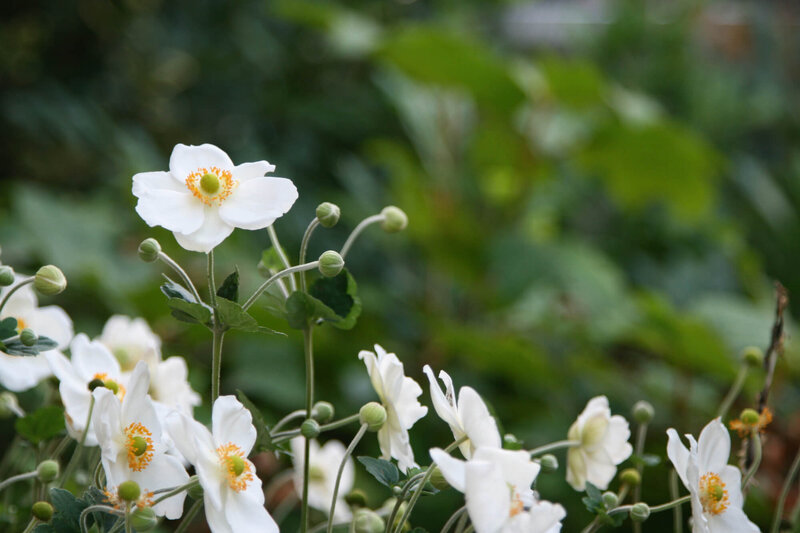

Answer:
[566,396,632,491]
[359,344,427,473]
[166,396,278,533]
[0,278,73,392]
[423,365,500,458]
[46,334,126,446]
[431,447,563,533]
[132,143,298,253]
[92,361,189,519]
[290,437,354,523]
[667,418,759,532]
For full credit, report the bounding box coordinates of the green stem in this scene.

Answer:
[327,423,368,533]
[272,414,361,442]
[93,459,104,489]
[0,470,37,492]
[0,277,34,315]
[207,250,217,308]
[300,327,315,533]
[174,499,204,533]
[385,472,427,533]
[268,225,297,291]
[670,470,682,533]
[633,422,648,533]
[124,503,132,533]
[60,395,95,488]
[299,219,320,293]
[742,429,762,490]
[608,495,692,517]
[717,364,749,419]
[441,506,467,533]
[21,518,37,533]
[81,504,119,533]
[528,440,581,457]
[158,252,202,303]
[271,409,307,434]
[771,445,800,533]
[152,477,199,506]
[340,214,384,259]
[242,262,320,311]
[210,327,225,404]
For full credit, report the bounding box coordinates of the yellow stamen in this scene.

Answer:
[185,167,236,206]
[217,442,253,492]
[15,317,27,332]
[125,422,154,472]
[729,407,773,437]
[699,472,729,515]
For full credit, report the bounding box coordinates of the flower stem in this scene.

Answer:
[271,409,307,433]
[528,440,581,457]
[0,277,34,315]
[0,470,37,492]
[21,518,37,533]
[742,428,762,490]
[81,504,120,533]
[271,414,361,444]
[385,472,427,533]
[633,421,648,533]
[441,506,467,533]
[669,469,683,533]
[210,327,225,404]
[608,495,692,517]
[300,327,315,533]
[158,252,202,303]
[717,364,749,419]
[268,225,297,291]
[242,262,320,311]
[771,444,800,533]
[207,250,217,308]
[60,394,95,488]
[152,476,199,505]
[124,503,132,533]
[299,219,320,293]
[327,423,368,533]
[340,214,384,259]
[174,499,204,533]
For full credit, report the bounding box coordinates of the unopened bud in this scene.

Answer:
[380,206,408,233]
[429,466,449,490]
[37,460,59,483]
[359,402,387,431]
[740,408,760,426]
[34,266,66,296]
[187,483,204,501]
[503,433,522,450]
[130,507,157,531]
[538,454,559,473]
[316,202,341,228]
[602,491,619,509]
[630,502,650,522]
[300,419,321,439]
[318,251,344,278]
[20,328,37,347]
[741,346,764,368]
[118,480,141,502]
[351,508,385,533]
[31,501,53,522]
[345,489,368,508]
[312,401,335,423]
[0,391,19,419]
[632,401,654,424]
[619,468,641,486]
[0,266,14,287]
[138,238,161,263]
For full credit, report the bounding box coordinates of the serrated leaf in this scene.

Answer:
[167,298,212,326]
[217,269,239,302]
[160,275,198,303]
[358,456,399,487]
[216,298,284,335]
[0,317,18,340]
[308,269,362,330]
[49,487,88,533]
[15,406,65,444]
[236,390,278,452]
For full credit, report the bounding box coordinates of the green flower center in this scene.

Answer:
[131,436,148,456]
[200,173,220,195]
[228,455,245,477]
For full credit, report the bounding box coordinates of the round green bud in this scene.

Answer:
[138,238,161,263]
[741,346,764,368]
[130,506,158,531]
[37,460,59,483]
[118,480,141,502]
[351,509,385,533]
[503,433,522,450]
[538,454,559,473]
[345,489,368,508]
[20,328,37,347]
[632,401,655,424]
[359,402,387,432]
[602,491,619,509]
[34,265,67,296]
[0,266,15,287]
[619,468,641,487]
[0,391,19,419]
[187,483,204,501]
[300,419,321,439]
[312,401,335,423]
[87,378,105,391]
[429,466,449,490]
[380,206,408,233]
[740,408,760,426]
[31,501,54,522]
[316,202,341,228]
[318,250,344,278]
[630,502,650,522]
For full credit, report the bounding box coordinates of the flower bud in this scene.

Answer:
[300,419,321,439]
[130,507,158,531]
[740,408,760,426]
[380,206,408,233]
[19,328,37,347]
[187,483,204,501]
[0,266,14,287]
[31,501,53,522]
[359,402,387,432]
[345,489,368,508]
[37,460,59,483]
[619,468,641,486]
[351,509,385,533]
[632,401,654,424]
[602,491,619,509]
[118,480,141,502]
[312,401,335,423]
[138,238,161,263]
[538,454,559,473]
[741,346,764,368]
[503,433,522,450]
[34,265,67,296]
[0,391,20,419]
[318,251,344,278]
[429,466,449,490]
[630,502,650,522]
[316,202,341,228]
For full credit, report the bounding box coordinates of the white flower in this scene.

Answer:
[423,365,500,458]
[0,278,73,392]
[132,143,298,253]
[290,437,354,523]
[166,396,278,533]
[92,361,189,519]
[359,344,427,473]
[431,446,563,533]
[46,334,126,446]
[566,396,632,491]
[667,418,759,533]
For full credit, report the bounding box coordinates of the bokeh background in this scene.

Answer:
[2,0,800,530]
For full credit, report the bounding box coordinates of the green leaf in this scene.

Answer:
[308,269,362,330]
[285,291,339,330]
[0,317,17,340]
[217,268,239,303]
[236,390,278,452]
[83,487,116,531]
[3,335,59,356]
[258,247,288,278]
[49,487,88,533]
[15,406,65,444]
[581,482,604,514]
[166,298,212,326]
[160,275,198,303]
[216,298,284,335]
[357,456,399,487]
[639,453,661,467]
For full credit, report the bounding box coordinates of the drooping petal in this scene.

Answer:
[92,388,123,472]
[697,418,730,475]
[173,206,234,253]
[423,365,461,430]
[566,447,586,491]
[169,144,234,179]
[458,387,501,454]
[133,172,205,234]
[359,349,384,400]
[212,396,257,456]
[218,176,298,230]
[465,460,510,533]
[430,448,467,492]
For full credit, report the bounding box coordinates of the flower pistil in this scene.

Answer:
[125,422,154,472]
[185,167,236,205]
[698,472,729,515]
[217,442,253,492]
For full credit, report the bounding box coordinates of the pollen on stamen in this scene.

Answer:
[509,492,524,517]
[185,167,236,206]
[699,472,729,515]
[125,422,154,472]
[217,442,253,492]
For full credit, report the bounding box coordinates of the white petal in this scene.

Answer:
[566,447,586,491]
[359,349,384,399]
[697,418,730,474]
[218,177,298,230]
[459,387,501,453]
[232,161,276,182]
[92,388,122,465]
[465,461,509,533]
[133,172,205,234]
[430,448,466,492]
[224,480,278,533]
[706,505,760,533]
[70,334,120,382]
[0,353,52,391]
[135,454,190,519]
[173,207,234,253]
[169,144,234,179]
[602,415,632,463]
[121,362,164,454]
[473,448,540,492]
[26,305,73,349]
[204,496,235,533]
[212,396,257,455]
[718,465,744,509]
[423,365,461,430]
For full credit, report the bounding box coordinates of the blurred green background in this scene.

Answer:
[2,0,800,530]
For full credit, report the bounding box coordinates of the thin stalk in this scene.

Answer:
[609,495,692,517]
[207,250,217,308]
[0,277,34,314]
[152,477,199,505]
[742,429,762,490]
[771,445,800,533]
[633,422,648,533]
[385,472,427,533]
[717,364,749,419]
[670,470,683,533]
[60,395,95,487]
[272,414,361,442]
[51,435,71,461]
[268,225,297,291]
[299,219,320,293]
[340,214,384,259]
[327,423,368,533]
[441,506,467,533]
[21,518,37,533]
[174,499,204,533]
[210,328,225,404]
[81,504,119,533]
[158,252,202,303]
[0,470,37,492]
[454,510,469,533]
[242,262,320,311]
[528,440,581,457]
[271,409,307,434]
[93,459,104,489]
[300,327,315,533]
[124,503,132,533]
